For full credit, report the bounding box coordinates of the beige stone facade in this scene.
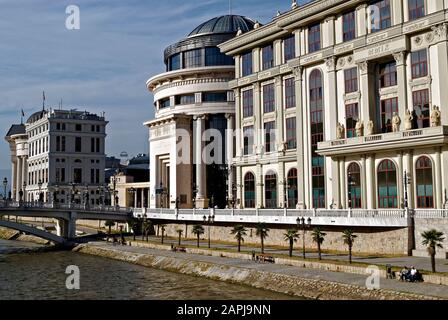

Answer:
[219,0,448,211]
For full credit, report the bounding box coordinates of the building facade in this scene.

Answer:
[5,109,108,204]
[219,0,448,210]
[145,15,256,209]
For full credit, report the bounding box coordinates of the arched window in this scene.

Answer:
[244,172,255,208]
[287,169,298,208]
[265,171,277,208]
[377,160,398,208]
[310,69,325,208]
[347,163,362,208]
[416,156,434,208]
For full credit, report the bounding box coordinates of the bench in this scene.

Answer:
[256,254,275,263]
[172,246,187,253]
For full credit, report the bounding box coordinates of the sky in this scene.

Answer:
[0,0,309,171]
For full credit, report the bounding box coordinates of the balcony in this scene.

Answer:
[318,126,448,157]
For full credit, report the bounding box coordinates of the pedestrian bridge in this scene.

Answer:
[0,200,133,242]
[132,208,448,228]
[0,219,67,244]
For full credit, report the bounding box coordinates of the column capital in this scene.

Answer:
[225,113,234,120]
[193,114,207,121]
[431,23,448,41]
[357,60,369,74]
[325,57,337,72]
[293,66,303,80]
[356,3,368,11]
[393,51,407,66]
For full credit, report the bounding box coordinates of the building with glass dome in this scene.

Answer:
[145,15,256,209]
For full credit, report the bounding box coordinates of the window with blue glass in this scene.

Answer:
[308,23,321,53]
[242,90,254,118]
[284,35,296,62]
[242,52,253,77]
[175,94,195,105]
[244,172,256,208]
[159,98,170,109]
[168,54,181,71]
[264,121,276,153]
[203,92,227,102]
[343,11,356,42]
[262,44,274,70]
[183,49,202,68]
[370,0,391,32]
[243,126,254,155]
[408,0,425,21]
[205,47,234,66]
[263,84,275,113]
[377,160,398,208]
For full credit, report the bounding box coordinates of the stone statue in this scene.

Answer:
[404,109,413,131]
[355,119,364,137]
[431,105,441,127]
[392,112,401,132]
[336,122,345,139]
[366,120,374,136]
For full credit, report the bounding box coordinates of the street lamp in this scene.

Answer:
[296,216,312,259]
[37,180,43,203]
[192,182,197,209]
[347,173,356,209]
[3,177,8,200]
[403,170,412,209]
[203,214,215,249]
[22,181,27,202]
[129,187,137,208]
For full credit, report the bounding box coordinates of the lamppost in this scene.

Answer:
[203,213,215,249]
[403,170,412,209]
[347,172,356,209]
[22,181,27,202]
[2,177,7,201]
[37,180,43,203]
[280,180,288,208]
[296,216,312,259]
[111,175,118,206]
[192,182,197,209]
[231,183,237,208]
[70,182,76,204]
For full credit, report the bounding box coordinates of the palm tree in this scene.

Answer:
[421,229,445,273]
[283,229,299,257]
[342,229,357,264]
[128,220,138,241]
[176,229,183,246]
[311,227,327,260]
[255,223,270,254]
[192,224,205,247]
[230,225,247,252]
[105,220,115,240]
[160,224,167,244]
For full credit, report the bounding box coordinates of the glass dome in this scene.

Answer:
[188,15,256,38]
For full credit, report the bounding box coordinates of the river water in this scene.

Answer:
[0,240,298,300]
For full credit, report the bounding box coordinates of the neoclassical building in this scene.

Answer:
[145,15,256,209]
[5,109,108,204]
[219,0,448,210]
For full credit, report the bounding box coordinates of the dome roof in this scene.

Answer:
[188,15,256,38]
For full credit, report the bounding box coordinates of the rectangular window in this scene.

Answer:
[175,94,195,105]
[205,47,233,66]
[243,126,254,155]
[345,103,359,138]
[344,67,358,93]
[262,44,274,70]
[183,49,202,68]
[308,23,321,53]
[381,98,399,133]
[96,169,100,184]
[75,124,82,131]
[56,136,61,152]
[411,49,428,79]
[286,117,297,149]
[264,121,276,153]
[91,137,95,152]
[284,35,296,62]
[159,98,170,109]
[242,89,253,118]
[371,0,391,32]
[75,137,82,152]
[61,168,65,182]
[90,169,95,184]
[96,138,100,153]
[379,61,397,88]
[73,168,82,184]
[342,11,356,42]
[169,53,181,71]
[202,92,227,102]
[241,52,253,77]
[285,78,296,109]
[413,89,430,129]
[263,84,275,113]
[408,0,425,21]
[61,136,66,152]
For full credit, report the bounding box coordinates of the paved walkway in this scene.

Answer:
[139,235,448,273]
[87,241,448,299]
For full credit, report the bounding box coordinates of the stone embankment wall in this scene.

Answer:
[158,223,408,255]
[0,226,51,245]
[74,244,439,300]
[414,218,448,258]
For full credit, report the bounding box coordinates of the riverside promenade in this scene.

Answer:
[80,241,448,299]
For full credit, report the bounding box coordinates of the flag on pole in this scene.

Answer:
[21,109,25,117]
[42,91,46,110]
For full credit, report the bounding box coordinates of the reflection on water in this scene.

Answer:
[0,240,299,300]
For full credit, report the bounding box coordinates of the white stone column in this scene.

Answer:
[195,115,208,208]
[339,158,346,208]
[256,163,263,208]
[403,151,414,209]
[429,28,448,125]
[21,157,26,196]
[366,154,375,209]
[226,114,234,203]
[234,89,242,158]
[253,83,262,154]
[275,76,284,149]
[435,147,443,209]
[11,160,17,199]
[361,155,367,209]
[394,52,408,124]
[16,157,22,200]
[236,165,242,208]
[358,61,376,130]
[398,152,404,209]
[294,66,306,209]
[356,4,367,37]
[274,39,282,66]
[279,162,285,208]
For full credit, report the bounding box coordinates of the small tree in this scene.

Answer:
[421,229,445,273]
[105,220,115,240]
[176,229,183,246]
[192,224,205,247]
[342,229,357,264]
[142,220,153,242]
[160,224,167,244]
[230,225,247,252]
[255,223,270,254]
[311,227,327,260]
[283,229,299,257]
